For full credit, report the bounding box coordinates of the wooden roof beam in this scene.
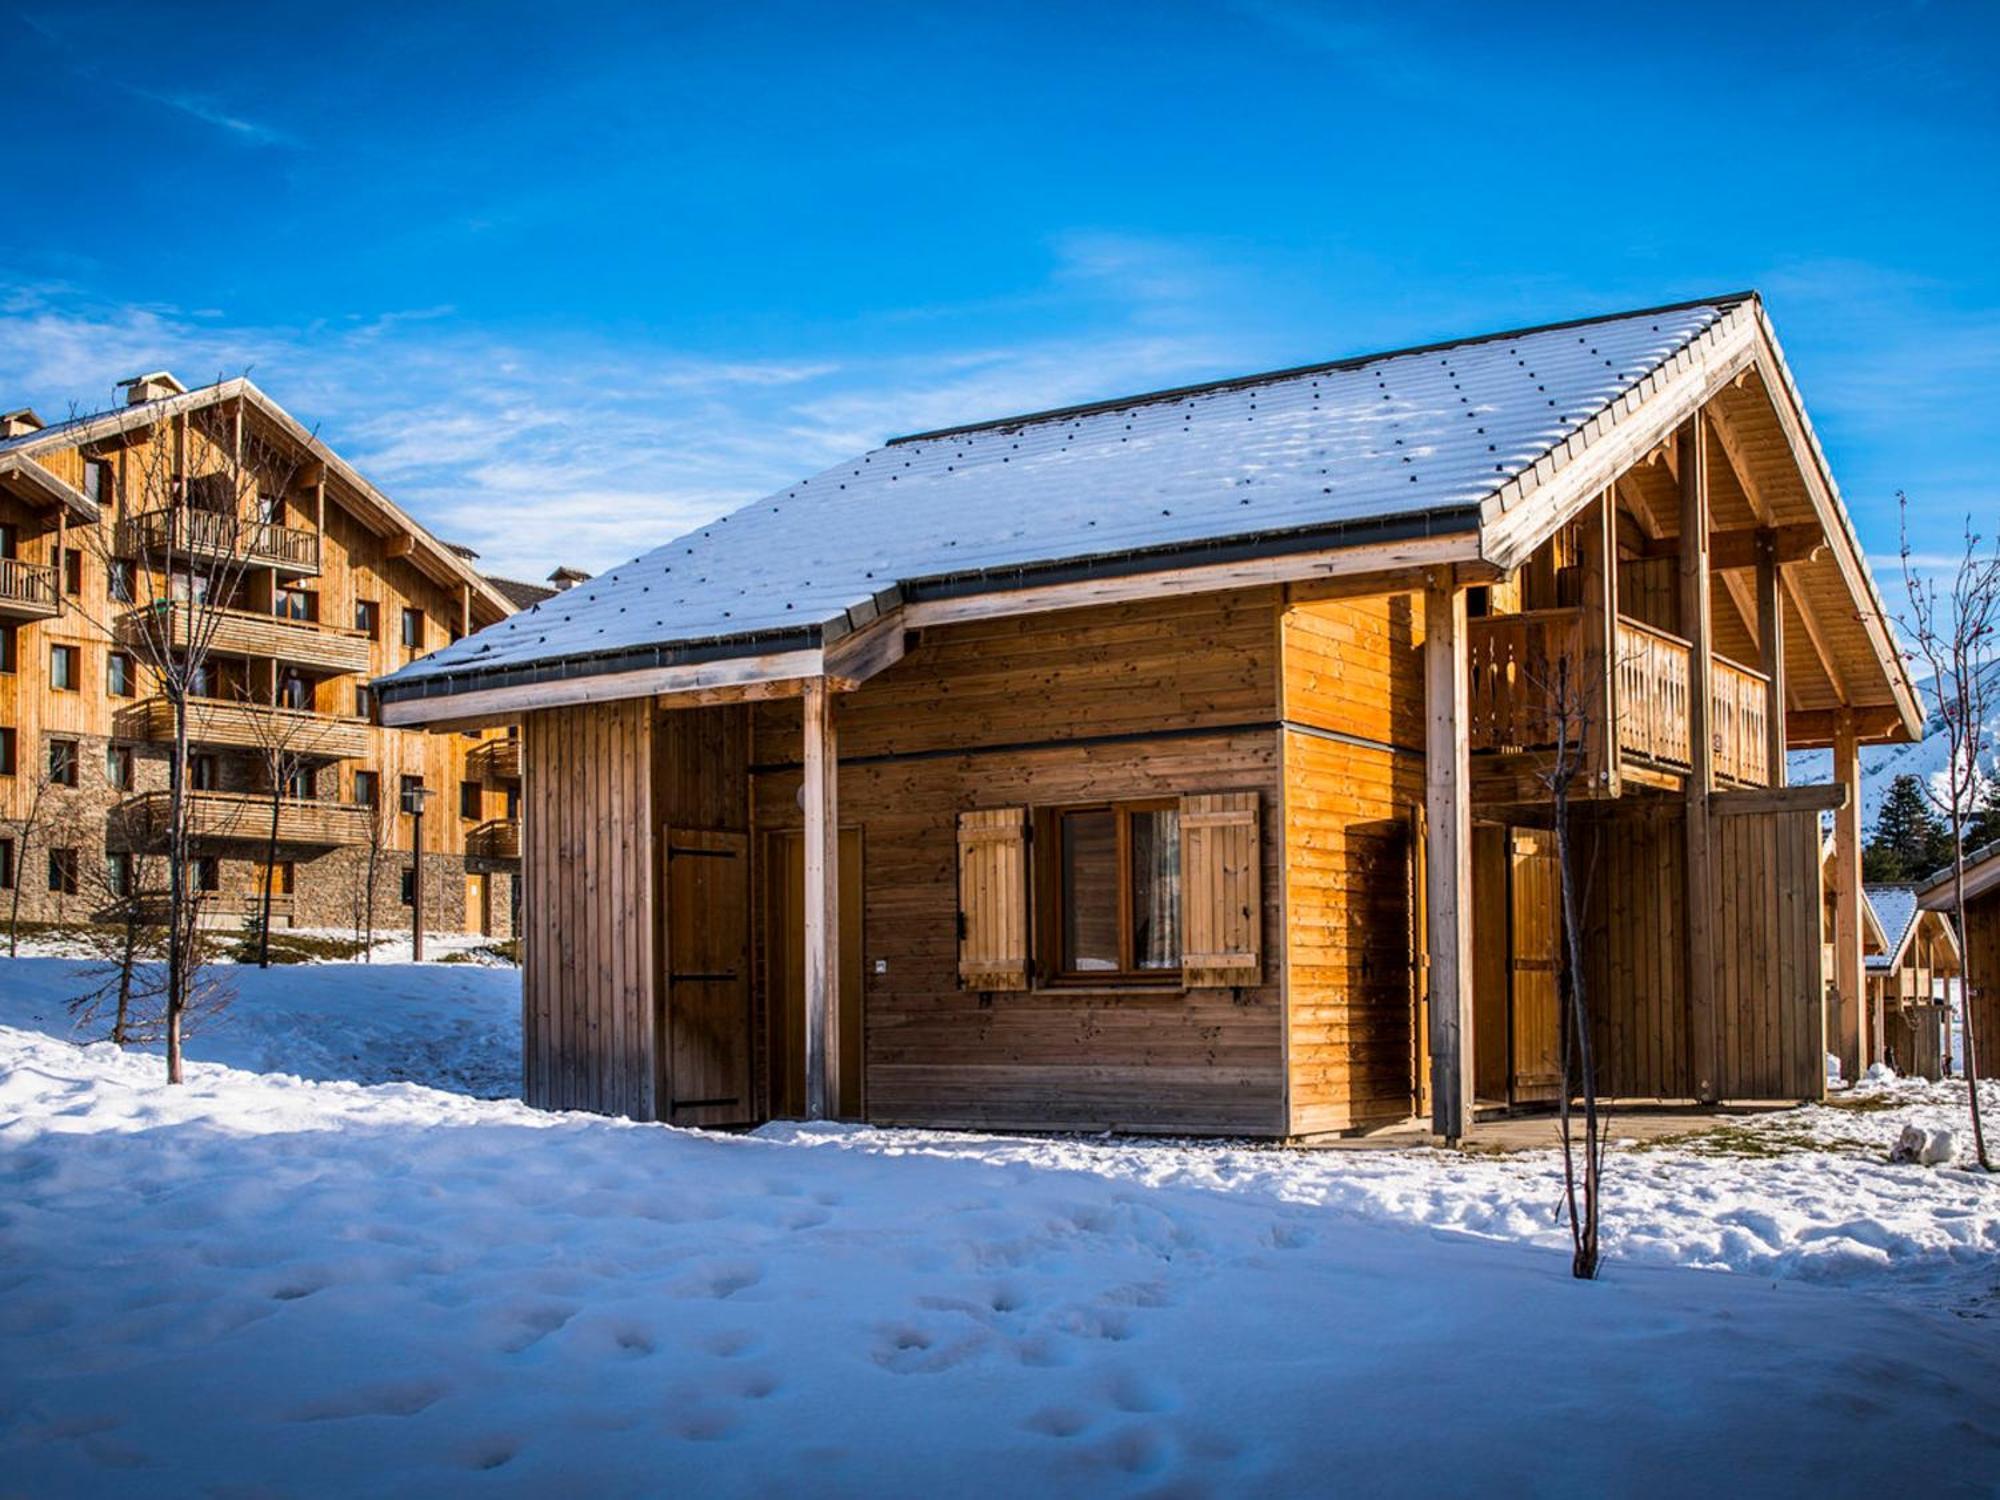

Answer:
[1635,523,1825,570]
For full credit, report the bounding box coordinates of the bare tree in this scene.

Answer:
[66,845,169,1045]
[65,382,314,1081]
[5,759,62,956]
[1899,497,2000,1171]
[244,674,319,968]
[347,784,389,961]
[1528,644,1608,1280]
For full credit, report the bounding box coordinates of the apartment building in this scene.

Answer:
[0,372,552,939]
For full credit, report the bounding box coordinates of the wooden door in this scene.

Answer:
[1407,803,1429,1119]
[662,828,754,1128]
[767,829,863,1120]
[1472,823,1512,1102]
[1509,827,1563,1104]
[466,873,490,936]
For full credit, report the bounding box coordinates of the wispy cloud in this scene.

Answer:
[128,88,299,148]
[0,279,1242,582]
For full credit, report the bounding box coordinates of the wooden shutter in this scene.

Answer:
[958,807,1029,990]
[1180,791,1262,986]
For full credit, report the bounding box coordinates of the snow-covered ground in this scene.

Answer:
[3,958,1998,1495]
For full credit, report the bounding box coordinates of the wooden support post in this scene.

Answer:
[1680,413,1720,1104]
[1579,488,1620,796]
[1756,534,1787,788]
[461,581,472,638]
[54,508,66,619]
[1424,577,1475,1142]
[1832,710,1865,1080]
[801,677,840,1120]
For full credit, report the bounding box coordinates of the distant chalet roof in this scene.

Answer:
[377,295,1758,705]
[486,573,560,609]
[1863,886,1920,972]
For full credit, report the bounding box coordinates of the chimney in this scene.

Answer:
[547,566,591,592]
[117,371,187,407]
[0,408,43,439]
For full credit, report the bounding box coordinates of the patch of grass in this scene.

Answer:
[1821,1093,1908,1114]
[226,931,371,965]
[1636,1120,1877,1159]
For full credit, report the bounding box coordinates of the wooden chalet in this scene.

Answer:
[376,294,1921,1140]
[1860,885,1961,1080]
[1918,843,2000,1080]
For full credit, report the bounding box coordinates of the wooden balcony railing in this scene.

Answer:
[1470,608,1770,787]
[0,556,58,619]
[1613,617,1693,769]
[118,602,371,676]
[122,696,372,760]
[1711,654,1771,787]
[466,818,521,861]
[116,509,320,573]
[123,789,376,847]
[470,736,521,781]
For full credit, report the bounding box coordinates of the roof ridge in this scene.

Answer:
[886,290,1757,447]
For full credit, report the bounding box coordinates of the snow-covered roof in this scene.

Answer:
[1864,886,1919,972]
[377,296,1743,700]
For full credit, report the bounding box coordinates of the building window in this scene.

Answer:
[47,847,78,895]
[170,569,211,605]
[399,774,425,814]
[110,560,137,603]
[0,623,13,673]
[353,769,379,807]
[280,673,312,711]
[0,522,15,559]
[107,651,135,698]
[459,780,481,819]
[274,586,316,622]
[355,599,379,638]
[284,766,315,800]
[194,854,220,892]
[106,851,133,899]
[0,837,12,891]
[83,459,109,506]
[355,685,372,719]
[0,726,13,777]
[50,643,78,691]
[48,738,78,787]
[262,859,295,895]
[188,661,216,698]
[400,867,416,906]
[258,493,283,526]
[61,548,82,596]
[1048,801,1181,980]
[105,744,133,790]
[189,754,217,791]
[400,607,424,651]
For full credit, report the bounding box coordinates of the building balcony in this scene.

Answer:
[466,818,521,861]
[0,556,58,620]
[115,508,320,575]
[118,602,372,676]
[123,789,377,847]
[470,736,521,781]
[1468,607,1772,788]
[122,695,373,761]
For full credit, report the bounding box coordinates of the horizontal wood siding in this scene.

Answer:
[1280,591,1426,1134]
[750,589,1286,1136]
[522,700,655,1117]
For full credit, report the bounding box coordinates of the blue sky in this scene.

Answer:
[3,0,1995,582]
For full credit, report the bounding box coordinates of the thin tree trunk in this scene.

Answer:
[1554,788,1600,1278]
[259,787,280,968]
[1957,850,1990,1169]
[166,697,188,1085]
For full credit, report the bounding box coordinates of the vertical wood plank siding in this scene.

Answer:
[521,699,656,1116]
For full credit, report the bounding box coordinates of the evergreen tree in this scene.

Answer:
[1970,774,2000,853]
[1866,773,1951,880]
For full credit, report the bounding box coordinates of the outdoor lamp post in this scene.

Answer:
[404,782,433,962]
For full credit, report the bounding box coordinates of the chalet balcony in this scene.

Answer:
[118,601,372,676]
[122,695,373,761]
[466,818,521,861]
[0,557,58,620]
[1468,607,1771,787]
[124,789,376,848]
[470,736,521,781]
[115,508,320,575]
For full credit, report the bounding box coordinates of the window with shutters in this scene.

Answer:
[1039,799,1182,984]
[956,808,1030,991]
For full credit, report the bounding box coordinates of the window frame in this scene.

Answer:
[352,769,379,808]
[400,606,424,651]
[105,744,134,791]
[106,650,134,698]
[48,847,78,895]
[48,738,78,787]
[1034,796,1183,988]
[50,642,78,692]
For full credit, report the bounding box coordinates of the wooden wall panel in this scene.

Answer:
[1711,806,1825,1100]
[521,699,655,1117]
[1963,889,1999,1082]
[1581,802,1690,1100]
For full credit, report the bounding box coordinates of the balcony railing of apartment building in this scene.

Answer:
[466,818,522,861]
[115,508,320,574]
[1468,607,1772,787]
[123,789,377,848]
[0,556,59,620]
[469,736,521,782]
[117,601,372,676]
[121,695,373,761]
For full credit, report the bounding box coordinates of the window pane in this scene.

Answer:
[1129,809,1181,969]
[1061,809,1120,972]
